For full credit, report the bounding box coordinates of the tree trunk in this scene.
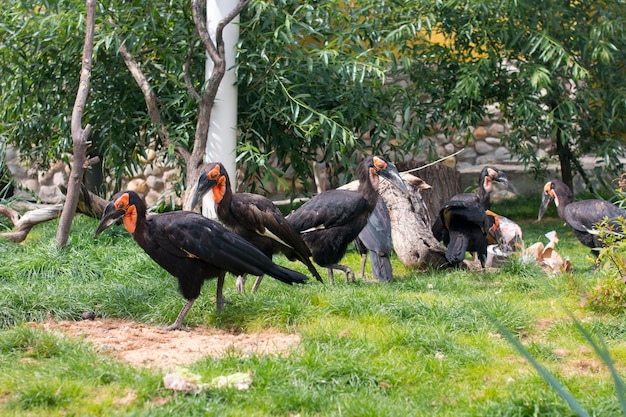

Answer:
[555,130,573,190]
[183,0,250,211]
[55,0,96,248]
[378,173,448,269]
[397,162,460,226]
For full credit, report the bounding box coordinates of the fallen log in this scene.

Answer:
[0,204,63,243]
[0,184,107,243]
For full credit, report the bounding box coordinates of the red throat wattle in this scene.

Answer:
[123,205,138,234]
[212,176,227,204]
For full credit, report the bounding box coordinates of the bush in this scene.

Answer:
[582,212,626,314]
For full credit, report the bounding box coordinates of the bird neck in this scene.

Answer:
[357,172,380,209]
[554,193,573,217]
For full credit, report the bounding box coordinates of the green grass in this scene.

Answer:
[0,200,624,416]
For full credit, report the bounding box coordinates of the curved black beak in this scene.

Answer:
[94,202,125,238]
[190,172,217,210]
[379,162,409,194]
[492,169,517,193]
[537,191,553,221]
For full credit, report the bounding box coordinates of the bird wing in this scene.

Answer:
[230,193,302,250]
[149,212,269,277]
[288,190,367,232]
[564,200,626,233]
[441,200,489,232]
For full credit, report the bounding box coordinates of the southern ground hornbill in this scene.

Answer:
[453,166,510,210]
[353,198,393,282]
[287,155,408,284]
[432,166,509,241]
[95,191,308,330]
[438,199,500,267]
[538,179,626,253]
[190,162,323,293]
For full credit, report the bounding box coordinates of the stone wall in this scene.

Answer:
[4,145,181,207]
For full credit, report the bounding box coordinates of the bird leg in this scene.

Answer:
[327,264,356,284]
[359,253,368,280]
[235,275,247,294]
[250,275,264,293]
[160,298,196,331]
[216,275,232,312]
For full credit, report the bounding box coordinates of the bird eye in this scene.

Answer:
[373,156,387,170]
[208,165,221,180]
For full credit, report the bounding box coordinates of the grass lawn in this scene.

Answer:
[0,196,624,416]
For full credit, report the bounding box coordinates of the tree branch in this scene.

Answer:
[118,43,191,162]
[55,0,96,248]
[1,204,64,243]
[184,36,202,102]
[183,0,249,210]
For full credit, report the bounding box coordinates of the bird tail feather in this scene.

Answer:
[266,264,309,285]
[446,232,469,266]
[369,252,393,282]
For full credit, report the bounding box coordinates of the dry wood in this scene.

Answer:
[0,184,107,243]
[341,172,449,269]
[0,204,63,243]
[55,0,96,248]
[397,162,460,226]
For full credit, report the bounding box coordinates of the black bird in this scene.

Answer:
[432,166,509,241]
[95,191,308,330]
[439,200,499,267]
[455,166,510,210]
[190,162,323,293]
[353,198,393,282]
[538,179,626,252]
[287,155,408,284]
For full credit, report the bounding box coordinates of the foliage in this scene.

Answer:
[238,0,626,191]
[236,1,439,191]
[1,0,625,198]
[581,216,626,314]
[0,0,199,191]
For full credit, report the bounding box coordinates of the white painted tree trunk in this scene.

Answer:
[201,0,240,219]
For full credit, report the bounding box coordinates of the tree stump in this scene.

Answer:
[414,164,461,225]
[341,172,449,269]
[378,173,448,269]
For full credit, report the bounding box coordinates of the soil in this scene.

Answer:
[38,318,300,371]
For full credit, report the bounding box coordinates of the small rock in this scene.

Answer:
[475,141,495,155]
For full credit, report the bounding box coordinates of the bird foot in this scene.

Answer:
[159,322,191,332]
[327,265,355,284]
[216,298,233,313]
[345,269,356,283]
[250,276,264,293]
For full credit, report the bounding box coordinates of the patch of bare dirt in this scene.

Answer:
[37,318,300,370]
